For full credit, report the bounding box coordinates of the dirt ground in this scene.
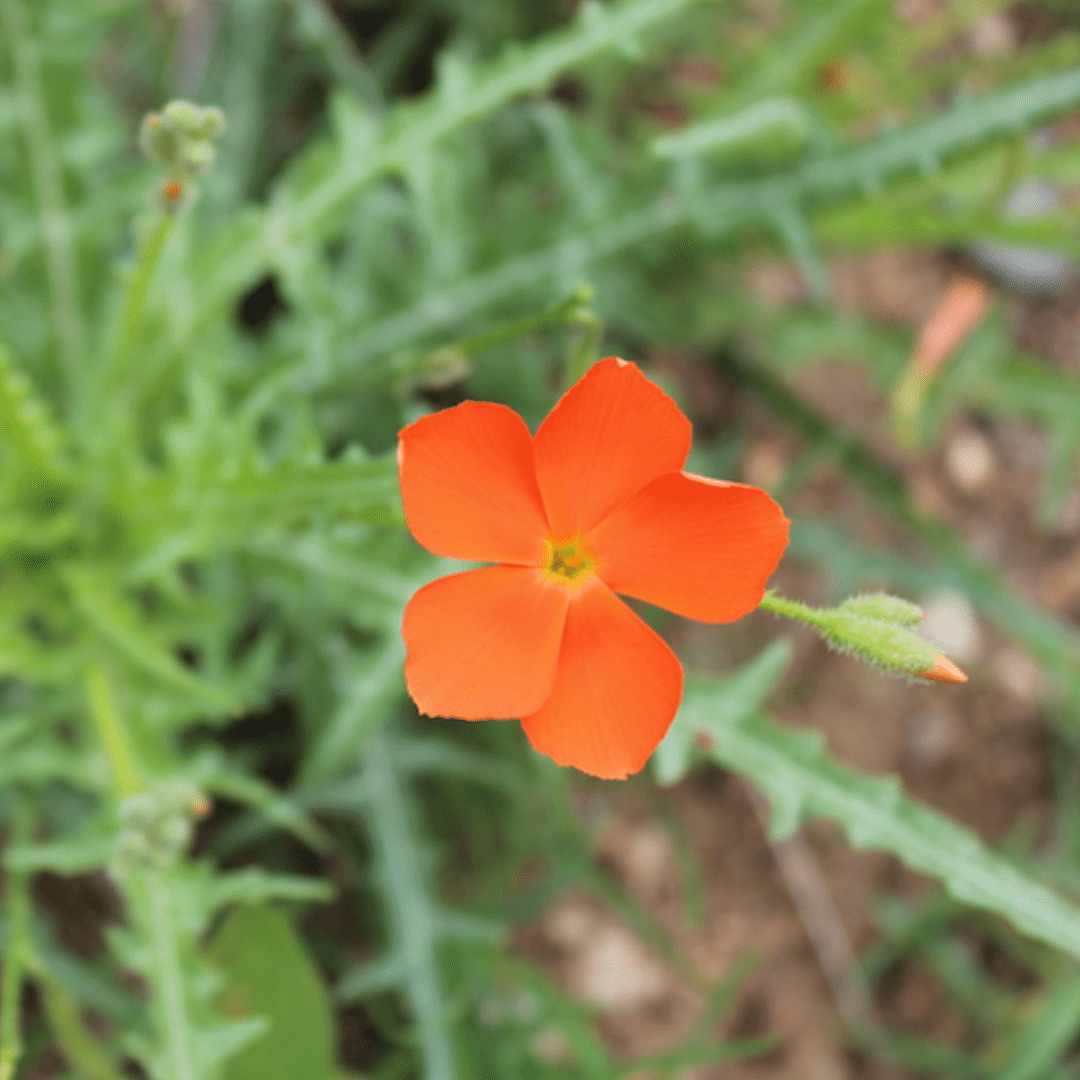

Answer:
[517,249,1078,1079]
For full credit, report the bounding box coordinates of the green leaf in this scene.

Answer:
[988,975,1080,1080]
[209,905,337,1080]
[327,67,1080,376]
[192,0,708,311]
[675,678,1080,961]
[653,639,793,786]
[0,347,68,485]
[62,562,241,713]
[130,454,404,563]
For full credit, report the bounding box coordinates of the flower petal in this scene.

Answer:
[589,471,789,623]
[521,581,683,779]
[403,566,568,720]
[399,402,550,564]
[533,358,692,538]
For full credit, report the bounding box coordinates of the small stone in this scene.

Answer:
[572,925,670,1010]
[919,590,982,663]
[994,647,1042,706]
[969,13,1015,57]
[1056,490,1080,536]
[895,0,942,25]
[622,823,673,898]
[530,1028,573,1065]
[907,708,960,767]
[743,441,786,489]
[944,428,996,493]
[543,898,597,948]
[909,473,950,520]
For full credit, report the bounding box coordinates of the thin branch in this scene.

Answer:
[749,788,876,1029]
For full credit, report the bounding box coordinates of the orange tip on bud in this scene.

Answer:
[919,653,968,684]
[162,179,185,202]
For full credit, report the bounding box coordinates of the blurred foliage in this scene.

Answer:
[3,0,1080,1077]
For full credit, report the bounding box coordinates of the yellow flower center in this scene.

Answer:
[541,537,596,587]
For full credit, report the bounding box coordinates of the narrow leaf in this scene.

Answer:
[676,676,1080,960]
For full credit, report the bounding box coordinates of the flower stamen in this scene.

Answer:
[543,538,596,586]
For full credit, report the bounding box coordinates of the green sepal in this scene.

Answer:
[837,592,924,628]
[819,611,936,676]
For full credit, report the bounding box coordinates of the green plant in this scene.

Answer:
[4,0,1080,1077]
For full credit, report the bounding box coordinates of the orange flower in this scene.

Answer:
[398,358,790,779]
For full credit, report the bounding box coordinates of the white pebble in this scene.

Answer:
[994,647,1043,705]
[919,590,983,662]
[945,429,996,494]
[572,925,670,1010]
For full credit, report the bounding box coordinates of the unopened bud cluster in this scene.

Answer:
[139,100,226,180]
[110,779,210,879]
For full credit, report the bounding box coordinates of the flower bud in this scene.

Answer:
[762,590,968,687]
[822,611,937,677]
[139,100,227,180]
[917,653,968,684]
[162,100,202,130]
[837,592,923,628]
[420,348,471,390]
[109,779,208,879]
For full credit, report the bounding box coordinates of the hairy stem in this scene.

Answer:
[146,871,196,1080]
[0,0,84,394]
[84,668,142,800]
[105,212,176,395]
[84,669,197,1080]
[0,793,33,1080]
[361,730,454,1080]
[758,591,826,628]
[35,968,128,1080]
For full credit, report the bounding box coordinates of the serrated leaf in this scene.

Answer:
[676,682,1080,960]
[130,454,404,561]
[62,563,241,713]
[654,639,793,786]
[0,347,68,484]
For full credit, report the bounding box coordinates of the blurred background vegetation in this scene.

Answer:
[4,0,1080,1077]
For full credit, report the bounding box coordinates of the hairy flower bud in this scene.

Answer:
[918,652,968,684]
[762,590,966,685]
[140,100,227,179]
[821,611,937,676]
[837,592,924,627]
[110,779,208,879]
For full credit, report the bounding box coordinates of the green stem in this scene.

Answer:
[758,591,826,628]
[563,308,603,390]
[0,793,33,1080]
[33,965,127,1080]
[361,730,454,1080]
[456,284,595,360]
[146,871,196,1080]
[83,670,196,1080]
[0,0,84,394]
[105,211,175,393]
[84,667,142,800]
[195,0,705,310]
